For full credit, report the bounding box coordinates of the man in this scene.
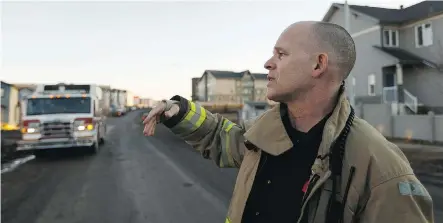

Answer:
[143,21,434,223]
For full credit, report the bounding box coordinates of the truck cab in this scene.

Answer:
[17,84,106,154]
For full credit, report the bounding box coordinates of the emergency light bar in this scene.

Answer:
[39,84,91,94]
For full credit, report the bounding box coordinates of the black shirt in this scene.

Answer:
[241,103,330,223]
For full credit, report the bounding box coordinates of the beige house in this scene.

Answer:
[192,70,269,104]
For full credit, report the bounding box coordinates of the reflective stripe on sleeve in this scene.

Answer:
[170,101,207,134]
[219,119,236,168]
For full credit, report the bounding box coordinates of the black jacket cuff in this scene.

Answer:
[163,95,189,128]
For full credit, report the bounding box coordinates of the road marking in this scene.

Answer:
[1,155,36,174]
[142,138,227,212]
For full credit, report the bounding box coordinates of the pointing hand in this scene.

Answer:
[143,100,179,136]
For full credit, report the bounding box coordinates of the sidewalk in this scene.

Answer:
[395,142,443,152]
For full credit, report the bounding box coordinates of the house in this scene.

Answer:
[193,70,269,103]
[1,81,21,128]
[241,101,271,121]
[323,1,443,114]
[12,83,37,100]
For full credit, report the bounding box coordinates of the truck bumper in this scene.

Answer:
[16,137,95,151]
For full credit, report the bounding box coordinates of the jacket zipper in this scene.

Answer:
[296,170,332,223]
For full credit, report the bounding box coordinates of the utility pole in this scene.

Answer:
[344,0,356,107]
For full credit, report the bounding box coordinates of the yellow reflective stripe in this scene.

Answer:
[170,101,206,134]
[195,106,206,129]
[184,101,197,121]
[225,130,235,166]
[225,122,235,132]
[219,120,229,167]
[225,217,231,223]
[220,119,235,167]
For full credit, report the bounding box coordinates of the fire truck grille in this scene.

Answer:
[42,121,72,138]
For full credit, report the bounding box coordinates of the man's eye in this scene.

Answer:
[278,52,284,59]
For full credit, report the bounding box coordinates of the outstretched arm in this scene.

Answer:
[162,96,250,168]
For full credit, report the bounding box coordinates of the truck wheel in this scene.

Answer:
[99,125,106,145]
[88,136,100,155]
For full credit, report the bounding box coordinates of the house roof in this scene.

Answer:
[251,73,268,80]
[206,70,247,79]
[373,46,438,68]
[325,1,443,24]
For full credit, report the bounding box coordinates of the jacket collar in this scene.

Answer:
[243,90,351,157]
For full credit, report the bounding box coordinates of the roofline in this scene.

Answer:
[324,2,443,27]
[322,3,380,23]
[322,3,339,22]
[395,12,443,28]
[373,46,439,69]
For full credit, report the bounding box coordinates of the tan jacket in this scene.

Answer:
[166,92,434,223]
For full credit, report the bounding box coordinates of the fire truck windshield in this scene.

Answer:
[26,97,91,115]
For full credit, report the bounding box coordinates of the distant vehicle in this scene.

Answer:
[112,107,126,117]
[16,84,107,155]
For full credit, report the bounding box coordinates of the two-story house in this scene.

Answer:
[323,1,443,114]
[193,70,268,103]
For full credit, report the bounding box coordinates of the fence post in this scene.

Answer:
[389,105,395,138]
[429,111,435,143]
[358,103,364,119]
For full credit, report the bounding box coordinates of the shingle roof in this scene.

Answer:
[206,70,245,79]
[348,1,443,24]
[251,73,268,80]
[373,46,438,68]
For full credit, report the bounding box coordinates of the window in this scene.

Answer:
[383,30,399,47]
[415,23,433,47]
[1,88,4,98]
[368,74,376,96]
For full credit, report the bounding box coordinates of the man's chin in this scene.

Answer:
[267,90,289,103]
[266,92,280,102]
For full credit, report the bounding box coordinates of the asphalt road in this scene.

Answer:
[1,110,442,223]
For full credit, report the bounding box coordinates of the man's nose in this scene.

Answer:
[264,58,276,70]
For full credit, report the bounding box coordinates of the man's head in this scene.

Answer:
[265,21,356,102]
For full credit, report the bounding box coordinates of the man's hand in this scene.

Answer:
[143,100,180,136]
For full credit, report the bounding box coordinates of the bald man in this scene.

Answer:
[143,21,434,223]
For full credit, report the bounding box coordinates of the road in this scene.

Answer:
[1,110,442,223]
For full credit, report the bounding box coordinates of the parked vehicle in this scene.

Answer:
[111,105,126,117]
[16,84,107,155]
[1,125,22,162]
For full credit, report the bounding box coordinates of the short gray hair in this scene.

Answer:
[310,22,356,80]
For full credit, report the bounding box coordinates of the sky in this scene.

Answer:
[1,0,422,100]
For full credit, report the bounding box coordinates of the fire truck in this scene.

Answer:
[16,84,107,155]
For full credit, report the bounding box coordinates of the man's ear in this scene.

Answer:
[312,53,328,78]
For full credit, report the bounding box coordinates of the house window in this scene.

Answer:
[368,74,376,96]
[1,88,4,98]
[415,23,433,47]
[383,30,399,47]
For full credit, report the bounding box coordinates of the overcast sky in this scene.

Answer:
[1,0,421,100]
